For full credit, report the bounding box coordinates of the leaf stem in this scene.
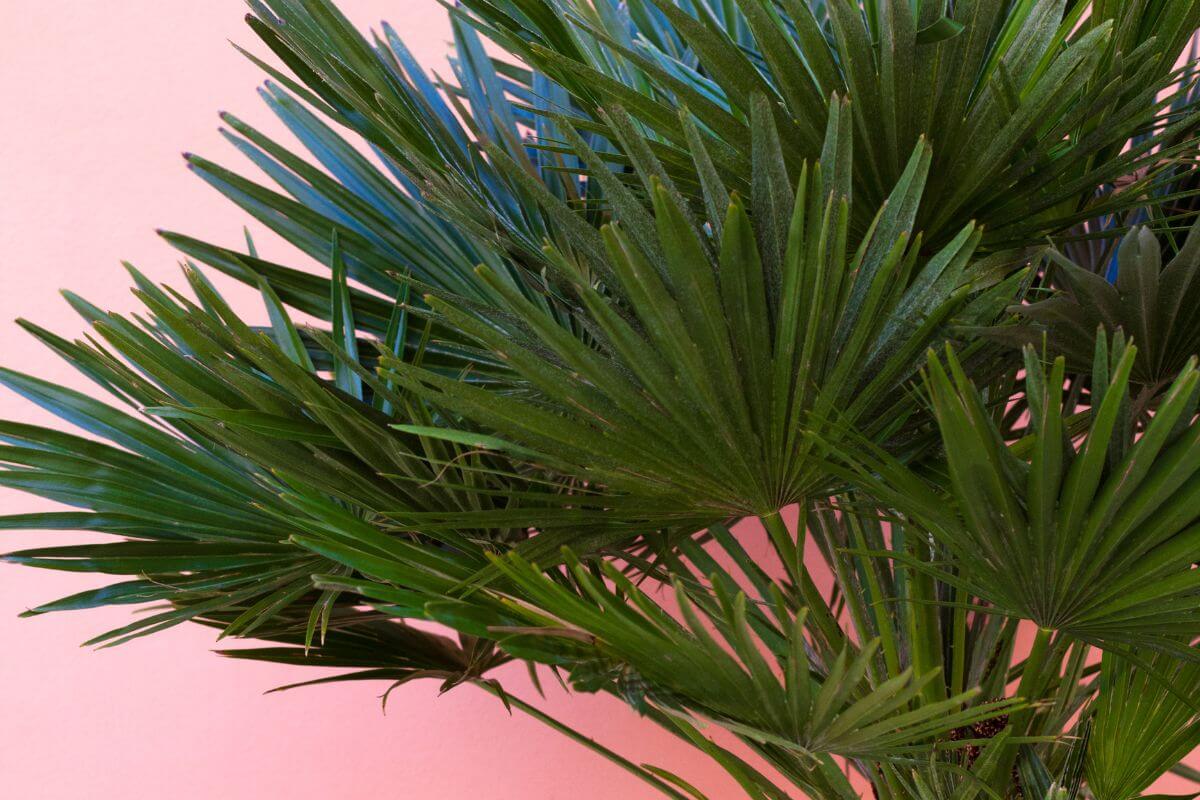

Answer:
[847,512,901,678]
[761,508,847,654]
[473,681,694,800]
[950,586,968,697]
[1015,627,1055,716]
[993,626,1056,793]
[761,508,802,584]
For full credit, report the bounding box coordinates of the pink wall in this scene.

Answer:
[0,4,739,798]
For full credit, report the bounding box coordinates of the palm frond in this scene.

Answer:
[1086,648,1200,800]
[998,214,1200,409]
[445,0,1200,249]
[844,340,1200,658]
[0,262,558,650]
[377,99,986,545]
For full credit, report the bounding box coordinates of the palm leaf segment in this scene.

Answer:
[382,100,993,538]
[860,340,1200,657]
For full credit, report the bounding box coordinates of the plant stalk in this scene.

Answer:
[473,681,693,800]
[761,508,846,653]
[993,626,1056,794]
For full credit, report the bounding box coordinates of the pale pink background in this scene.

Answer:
[0,4,742,798]
[1,4,1196,799]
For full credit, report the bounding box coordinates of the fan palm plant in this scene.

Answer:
[8,0,1200,797]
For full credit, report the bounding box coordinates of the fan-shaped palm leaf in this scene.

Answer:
[843,341,1200,658]
[1000,215,1200,409]
[375,101,1000,549]
[0,261,562,648]
[1085,648,1200,800]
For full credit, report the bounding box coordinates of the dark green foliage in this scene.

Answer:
[1002,216,1200,412]
[383,116,986,536]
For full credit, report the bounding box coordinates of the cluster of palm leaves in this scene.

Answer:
[11,0,1200,797]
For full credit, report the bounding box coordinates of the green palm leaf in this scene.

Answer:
[0,263,559,650]
[998,215,1200,415]
[1086,649,1200,800]
[378,102,984,545]
[845,340,1200,658]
